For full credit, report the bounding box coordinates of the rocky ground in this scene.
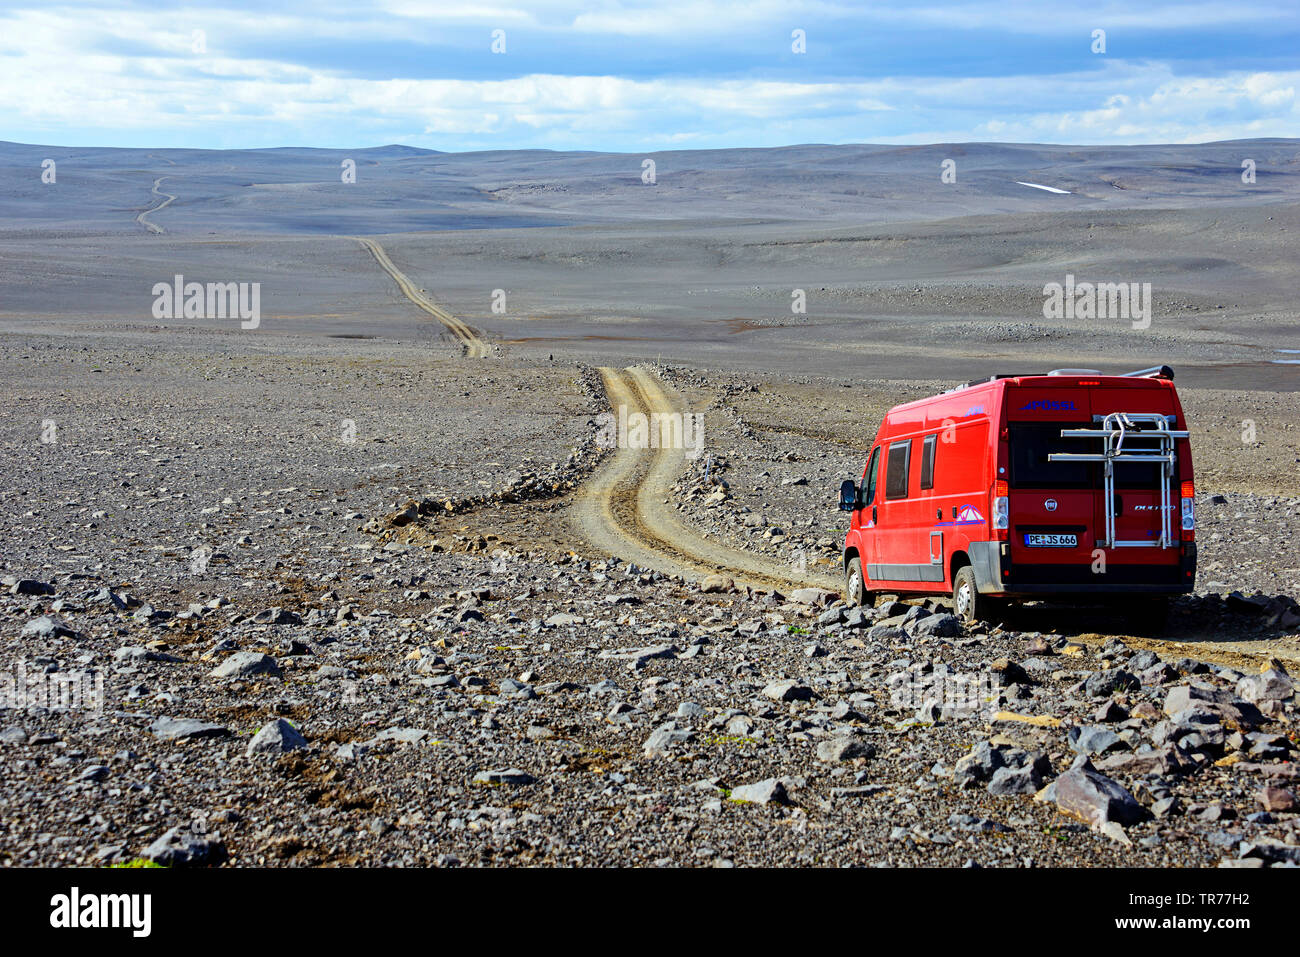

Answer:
[1,558,1298,868]
[1,329,1299,868]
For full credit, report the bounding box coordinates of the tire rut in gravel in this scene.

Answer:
[567,365,841,593]
[353,236,490,358]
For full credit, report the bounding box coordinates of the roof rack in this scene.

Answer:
[958,373,1035,390]
[1121,365,1175,379]
[945,364,1175,393]
[1042,365,1174,379]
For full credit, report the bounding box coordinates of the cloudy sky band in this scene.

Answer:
[2,1,1296,149]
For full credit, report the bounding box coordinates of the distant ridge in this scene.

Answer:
[0,138,1295,156]
[0,141,442,156]
[1,138,1296,238]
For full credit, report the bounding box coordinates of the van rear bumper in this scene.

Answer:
[968,541,1196,596]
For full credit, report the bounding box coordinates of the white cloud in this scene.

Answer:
[377,0,539,23]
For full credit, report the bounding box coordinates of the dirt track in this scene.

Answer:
[565,365,840,593]
[354,236,490,358]
[135,176,175,234]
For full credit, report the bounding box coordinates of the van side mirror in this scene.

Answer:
[839,479,859,511]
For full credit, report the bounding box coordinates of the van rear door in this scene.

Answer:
[1004,380,1184,576]
[1005,416,1097,564]
[1004,384,1097,567]
[1087,388,1181,559]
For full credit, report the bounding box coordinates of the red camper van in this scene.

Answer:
[838,366,1196,623]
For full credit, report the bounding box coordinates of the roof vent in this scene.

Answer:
[1047,368,1103,376]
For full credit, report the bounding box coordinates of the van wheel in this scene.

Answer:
[952,565,993,624]
[845,557,870,607]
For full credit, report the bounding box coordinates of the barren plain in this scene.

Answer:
[1,139,1298,867]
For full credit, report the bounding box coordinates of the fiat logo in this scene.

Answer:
[1045,499,1058,511]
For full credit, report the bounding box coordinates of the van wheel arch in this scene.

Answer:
[951,562,1005,625]
[949,551,970,586]
[843,551,871,608]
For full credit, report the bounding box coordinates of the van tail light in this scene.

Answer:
[993,480,1009,540]
[1180,480,1195,542]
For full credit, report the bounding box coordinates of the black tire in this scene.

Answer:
[953,565,1000,624]
[845,556,870,608]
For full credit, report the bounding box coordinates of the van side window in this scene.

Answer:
[863,447,881,505]
[884,440,911,500]
[920,434,937,490]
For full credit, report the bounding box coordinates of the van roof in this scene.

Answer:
[956,365,1175,391]
[888,366,1178,416]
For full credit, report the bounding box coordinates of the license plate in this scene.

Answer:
[1024,533,1077,547]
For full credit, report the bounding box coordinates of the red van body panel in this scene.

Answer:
[842,370,1196,602]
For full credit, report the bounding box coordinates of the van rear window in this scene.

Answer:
[1008,422,1176,489]
[885,440,911,500]
[1112,434,1167,489]
[1008,422,1092,489]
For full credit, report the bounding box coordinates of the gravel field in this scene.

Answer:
[2,327,1298,869]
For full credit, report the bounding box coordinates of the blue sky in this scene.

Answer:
[2,0,1297,151]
